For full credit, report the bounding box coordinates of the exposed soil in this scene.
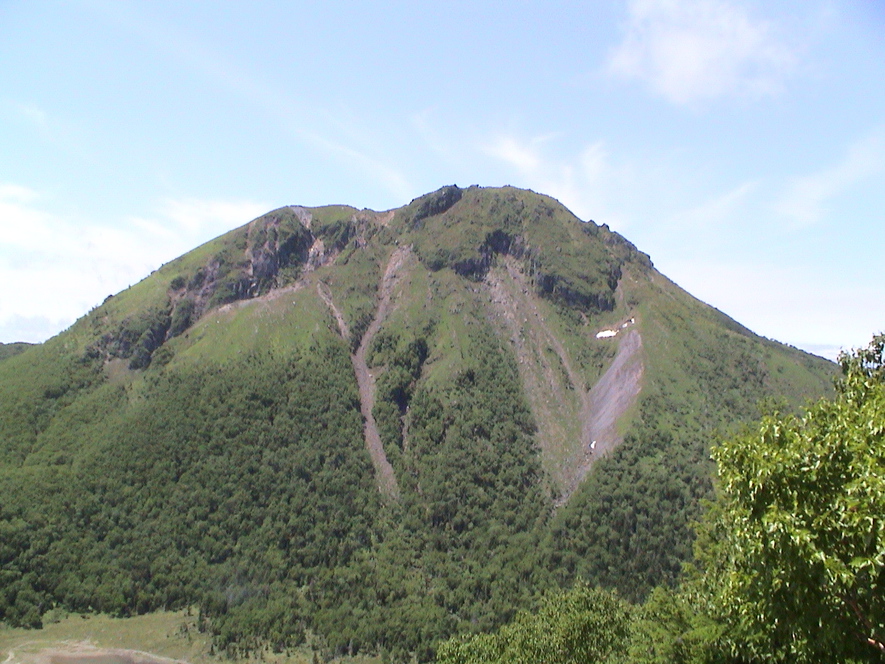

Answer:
[484,257,644,502]
[574,328,643,484]
[202,211,341,319]
[287,205,313,229]
[215,281,307,316]
[6,645,183,664]
[316,282,350,340]
[317,246,415,501]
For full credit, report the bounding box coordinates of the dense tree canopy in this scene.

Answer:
[435,584,632,664]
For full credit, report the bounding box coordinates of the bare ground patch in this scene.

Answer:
[570,328,643,494]
[483,258,585,494]
[31,645,183,664]
[0,613,209,664]
[317,246,416,501]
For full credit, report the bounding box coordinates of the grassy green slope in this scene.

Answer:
[0,342,33,362]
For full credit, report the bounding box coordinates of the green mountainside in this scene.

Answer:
[0,186,835,661]
[0,343,33,362]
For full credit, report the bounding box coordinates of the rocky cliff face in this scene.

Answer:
[88,205,380,369]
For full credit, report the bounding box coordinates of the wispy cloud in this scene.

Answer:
[127,198,268,245]
[14,103,51,134]
[8,101,83,147]
[299,130,414,204]
[774,129,885,228]
[158,198,267,237]
[484,135,543,172]
[0,184,266,343]
[607,0,797,105]
[670,179,758,231]
[0,183,38,203]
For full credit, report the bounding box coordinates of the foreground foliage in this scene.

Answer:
[700,334,885,662]
[436,584,632,664]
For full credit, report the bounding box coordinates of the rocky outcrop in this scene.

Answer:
[90,207,344,369]
[400,185,463,229]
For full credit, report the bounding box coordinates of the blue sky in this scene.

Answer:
[1,0,883,359]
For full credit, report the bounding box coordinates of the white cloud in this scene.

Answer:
[0,183,38,203]
[159,198,267,237]
[607,0,797,104]
[0,184,267,343]
[774,130,885,228]
[484,136,542,172]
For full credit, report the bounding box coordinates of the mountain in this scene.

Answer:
[0,186,834,661]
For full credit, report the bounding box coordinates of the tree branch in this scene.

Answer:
[845,596,885,654]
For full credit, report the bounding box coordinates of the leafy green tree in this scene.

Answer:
[435,583,632,664]
[623,585,726,664]
[699,335,885,662]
